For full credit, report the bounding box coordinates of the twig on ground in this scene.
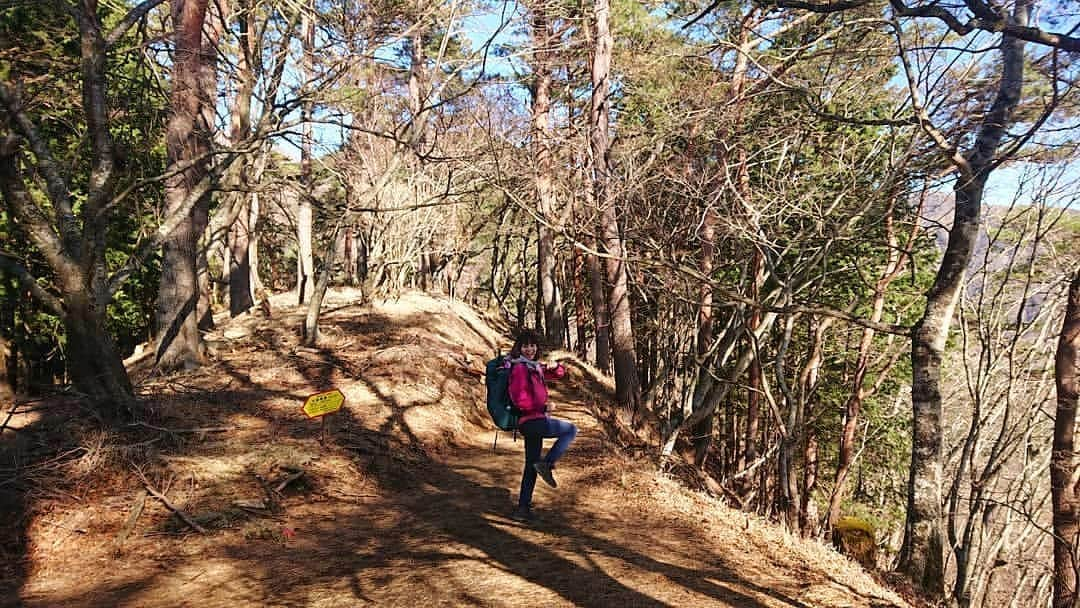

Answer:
[114,490,147,549]
[129,421,238,434]
[41,520,88,534]
[133,466,206,534]
[233,498,269,511]
[1,399,19,434]
[116,437,165,450]
[34,486,83,503]
[250,470,281,509]
[275,470,305,493]
[330,490,379,500]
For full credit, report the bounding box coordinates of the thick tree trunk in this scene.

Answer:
[63,290,135,414]
[900,180,980,596]
[591,0,640,417]
[1052,272,1080,608]
[580,6,609,373]
[530,5,564,348]
[898,2,1027,593]
[156,0,212,371]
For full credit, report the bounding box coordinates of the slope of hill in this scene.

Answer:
[1,290,909,607]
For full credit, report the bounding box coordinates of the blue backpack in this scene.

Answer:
[485,355,520,447]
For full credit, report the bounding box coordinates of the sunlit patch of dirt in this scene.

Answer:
[5,290,908,608]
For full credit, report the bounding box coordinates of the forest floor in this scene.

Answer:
[1,289,911,607]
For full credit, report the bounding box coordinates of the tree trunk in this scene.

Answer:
[588,236,609,371]
[156,0,212,371]
[195,0,222,332]
[530,4,564,348]
[775,314,799,529]
[303,225,343,346]
[1052,272,1080,608]
[591,0,640,417]
[692,205,716,467]
[344,227,357,286]
[801,432,819,535]
[572,238,588,359]
[0,0,138,411]
[898,2,1028,594]
[228,0,255,317]
[196,224,213,330]
[581,9,609,374]
[63,290,135,414]
[744,249,763,471]
[0,329,11,403]
[828,197,910,528]
[407,26,427,154]
[829,279,890,525]
[229,197,254,316]
[900,181,979,597]
[296,2,315,304]
[249,187,264,295]
[781,315,828,531]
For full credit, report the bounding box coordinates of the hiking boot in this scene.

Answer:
[534,461,557,488]
[510,506,536,523]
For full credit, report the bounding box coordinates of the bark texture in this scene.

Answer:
[530,5,564,348]
[1052,272,1080,608]
[296,2,315,304]
[591,0,640,417]
[228,0,256,316]
[156,0,213,371]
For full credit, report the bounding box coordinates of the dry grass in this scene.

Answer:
[1,289,910,608]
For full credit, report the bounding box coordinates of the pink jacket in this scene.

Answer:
[508,359,565,425]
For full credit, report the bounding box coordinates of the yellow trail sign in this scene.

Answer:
[302,389,345,418]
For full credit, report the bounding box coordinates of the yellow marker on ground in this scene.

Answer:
[303,389,345,418]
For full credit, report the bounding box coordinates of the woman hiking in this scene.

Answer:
[506,329,577,523]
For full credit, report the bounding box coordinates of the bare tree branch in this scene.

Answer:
[0,251,63,316]
[0,137,82,298]
[0,81,79,254]
[768,0,1080,51]
[105,0,167,47]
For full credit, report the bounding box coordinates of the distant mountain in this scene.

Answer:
[919,193,1079,322]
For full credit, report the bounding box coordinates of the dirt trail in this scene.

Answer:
[7,292,907,608]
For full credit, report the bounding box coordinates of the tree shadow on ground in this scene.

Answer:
[2,298,900,608]
[5,381,854,608]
